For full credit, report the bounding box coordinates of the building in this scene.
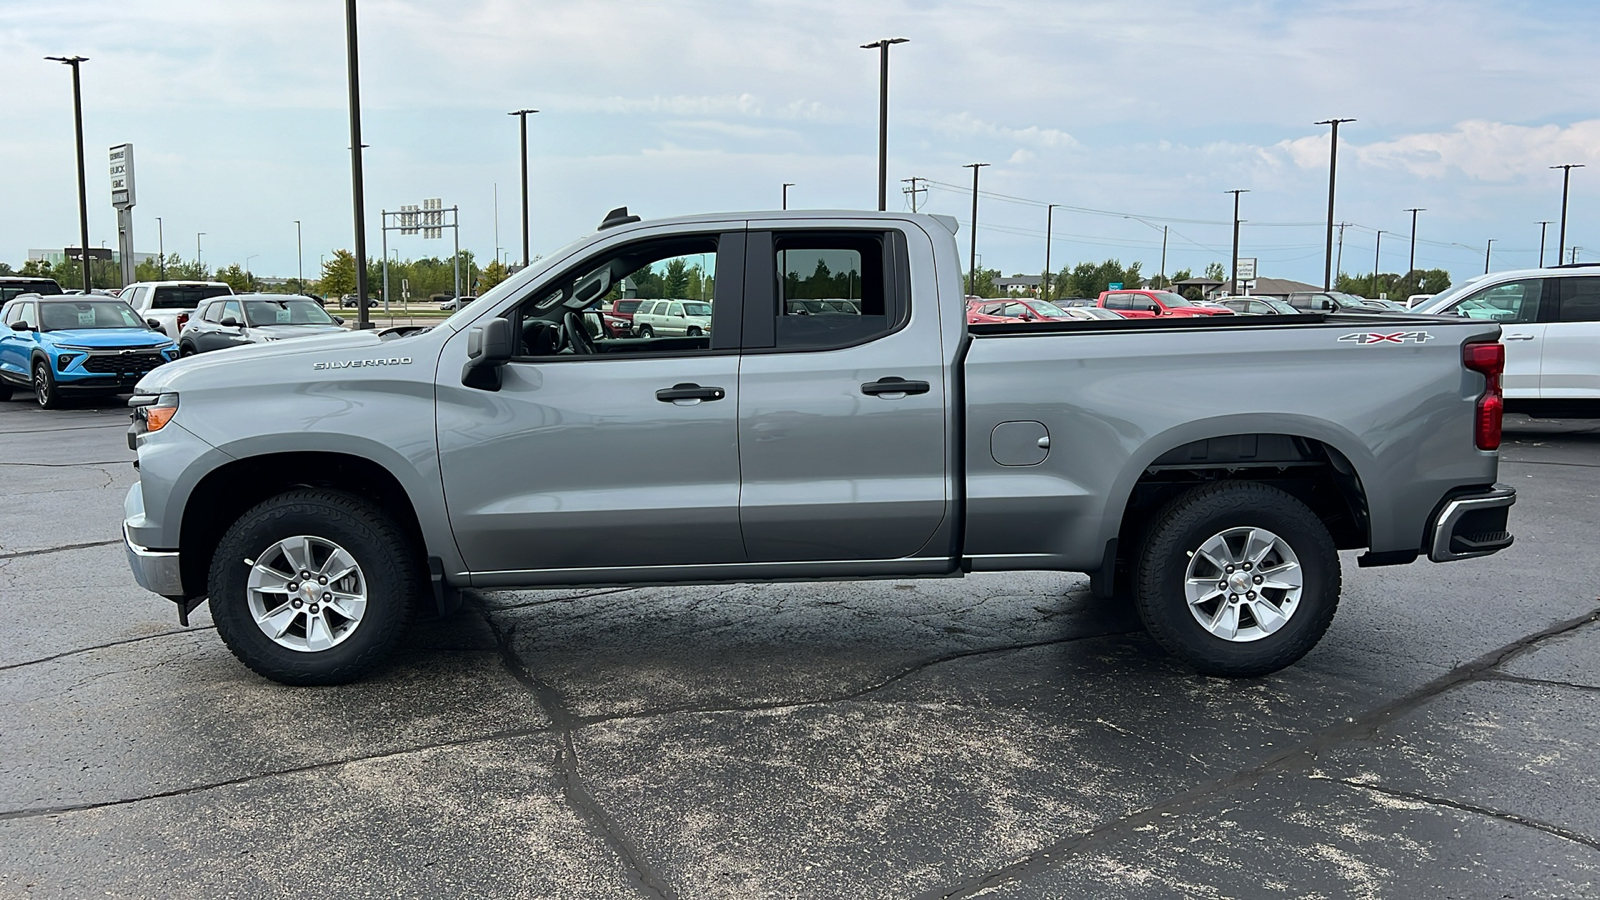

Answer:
[1173,275,1321,300]
[993,275,1041,296]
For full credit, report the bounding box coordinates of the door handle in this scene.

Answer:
[861,377,931,396]
[655,383,726,402]
[1503,333,1535,341]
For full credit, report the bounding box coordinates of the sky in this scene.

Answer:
[3,0,1600,287]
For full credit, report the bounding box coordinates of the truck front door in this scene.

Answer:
[735,224,950,562]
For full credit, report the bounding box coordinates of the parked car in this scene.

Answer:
[0,295,177,408]
[632,298,712,337]
[340,294,379,308]
[122,208,1514,687]
[1099,289,1234,318]
[178,295,346,356]
[609,299,646,334]
[1285,291,1406,314]
[0,276,64,304]
[438,295,478,311]
[966,298,1081,324]
[1416,263,1600,401]
[1215,296,1303,316]
[120,281,234,340]
[1054,297,1097,308]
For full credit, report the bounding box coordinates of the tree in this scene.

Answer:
[45,257,122,290]
[1055,259,1144,299]
[1338,268,1450,300]
[663,258,690,297]
[1170,268,1193,283]
[1204,262,1226,282]
[320,250,358,299]
[967,267,1002,298]
[477,259,509,293]
[214,264,256,293]
[0,262,12,275]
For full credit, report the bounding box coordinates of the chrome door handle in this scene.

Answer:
[1504,334,1535,341]
[861,377,931,396]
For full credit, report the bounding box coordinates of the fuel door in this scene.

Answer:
[991,420,1050,467]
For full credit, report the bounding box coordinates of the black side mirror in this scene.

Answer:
[462,317,513,391]
[11,321,31,332]
[220,317,240,327]
[146,318,162,330]
[332,316,345,325]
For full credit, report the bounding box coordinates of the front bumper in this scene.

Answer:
[124,522,184,598]
[1428,484,1517,562]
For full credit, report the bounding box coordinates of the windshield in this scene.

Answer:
[1264,300,1300,314]
[1028,300,1069,317]
[39,300,147,331]
[682,301,712,317]
[1329,292,1372,306]
[1147,291,1189,307]
[151,284,231,310]
[243,298,335,326]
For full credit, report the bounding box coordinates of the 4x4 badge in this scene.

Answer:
[1338,331,1434,345]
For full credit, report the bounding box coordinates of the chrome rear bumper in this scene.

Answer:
[1429,485,1516,563]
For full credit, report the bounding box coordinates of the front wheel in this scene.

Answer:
[33,360,63,409]
[637,324,654,338]
[179,342,197,357]
[209,490,421,685]
[1135,481,1340,677]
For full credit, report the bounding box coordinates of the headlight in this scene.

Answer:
[130,392,179,433]
[55,344,94,351]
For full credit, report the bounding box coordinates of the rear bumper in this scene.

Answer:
[1428,484,1517,562]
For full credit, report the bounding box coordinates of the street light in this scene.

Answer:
[246,254,259,277]
[509,108,538,267]
[1227,189,1249,295]
[45,55,92,293]
[294,221,304,292]
[1483,239,1494,275]
[861,38,908,212]
[1404,207,1424,274]
[156,216,164,278]
[1552,164,1585,266]
[343,0,372,329]
[1537,220,1552,268]
[782,182,795,210]
[196,232,205,269]
[1372,230,1385,295]
[1043,204,1060,299]
[963,162,989,295]
[1315,118,1355,290]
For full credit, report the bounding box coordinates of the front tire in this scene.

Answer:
[209,490,420,685]
[179,342,197,357]
[1135,481,1340,677]
[33,360,62,409]
[637,324,654,338]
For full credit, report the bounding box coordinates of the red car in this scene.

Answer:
[966,298,1083,324]
[609,299,644,333]
[1098,289,1233,318]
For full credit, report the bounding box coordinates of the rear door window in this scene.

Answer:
[764,231,900,350]
[1445,279,1543,323]
[1104,294,1132,310]
[1556,277,1600,322]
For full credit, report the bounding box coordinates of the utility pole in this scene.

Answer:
[344,0,371,328]
[782,182,795,210]
[1335,222,1350,281]
[901,177,925,212]
[1316,117,1355,290]
[861,38,908,211]
[1537,220,1552,268]
[509,109,538,267]
[1372,230,1385,297]
[294,220,303,293]
[1552,164,1584,267]
[1404,208,1424,274]
[1573,246,1584,265]
[1160,225,1169,286]
[964,162,990,295]
[196,232,205,268]
[46,55,92,293]
[1043,204,1059,299]
[1227,189,1249,296]
[1484,238,1495,274]
[156,216,164,278]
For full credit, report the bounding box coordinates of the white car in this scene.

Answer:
[119,280,234,339]
[1416,265,1600,400]
[631,298,711,338]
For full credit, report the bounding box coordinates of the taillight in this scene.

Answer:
[176,313,190,331]
[1463,341,1504,451]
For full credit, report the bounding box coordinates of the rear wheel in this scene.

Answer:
[686,326,703,337]
[1134,481,1340,677]
[209,490,420,685]
[33,360,63,409]
[638,324,654,338]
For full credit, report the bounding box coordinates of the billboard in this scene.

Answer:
[109,143,135,208]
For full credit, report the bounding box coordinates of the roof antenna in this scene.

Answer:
[599,207,641,230]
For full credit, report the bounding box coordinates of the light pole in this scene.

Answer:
[509,108,538,267]
[1315,117,1355,290]
[156,216,164,278]
[1227,189,1249,295]
[45,55,92,293]
[1552,164,1584,267]
[294,220,304,292]
[1372,230,1385,296]
[1404,207,1424,274]
[344,0,372,329]
[196,232,205,269]
[1043,204,1059,299]
[782,182,795,210]
[963,162,989,295]
[1537,220,1552,268]
[246,254,259,278]
[1483,239,1494,274]
[861,38,908,212]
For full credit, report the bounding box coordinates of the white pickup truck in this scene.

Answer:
[119,281,234,339]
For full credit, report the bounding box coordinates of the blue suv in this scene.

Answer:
[0,294,179,408]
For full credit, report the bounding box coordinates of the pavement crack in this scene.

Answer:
[479,586,638,612]
[911,604,1600,900]
[0,628,213,673]
[1499,458,1600,470]
[0,539,122,561]
[0,459,130,468]
[1328,777,1600,853]
[1485,671,1600,694]
[0,723,555,823]
[471,597,679,900]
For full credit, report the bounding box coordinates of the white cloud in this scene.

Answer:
[1275,119,1600,182]
[934,112,1078,150]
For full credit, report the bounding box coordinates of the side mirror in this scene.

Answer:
[462,317,513,391]
[11,321,31,332]
[146,318,162,330]
[220,317,240,327]
[332,316,345,325]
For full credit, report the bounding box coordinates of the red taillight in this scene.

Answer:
[1463,341,1504,451]
[176,313,190,331]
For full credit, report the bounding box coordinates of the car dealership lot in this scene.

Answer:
[1,398,1597,899]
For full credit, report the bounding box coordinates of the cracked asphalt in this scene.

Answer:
[1,396,1597,899]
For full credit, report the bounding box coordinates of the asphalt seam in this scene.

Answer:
[1485,671,1600,694]
[913,605,1600,900]
[0,539,122,561]
[1500,458,1600,470]
[0,722,557,823]
[1328,777,1600,853]
[0,459,130,468]
[0,625,213,672]
[472,598,679,900]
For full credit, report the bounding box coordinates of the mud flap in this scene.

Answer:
[175,596,206,627]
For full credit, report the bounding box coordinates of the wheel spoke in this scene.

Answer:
[1209,603,1240,640]
[1187,585,1225,607]
[319,547,359,583]
[1243,529,1277,567]
[257,604,300,639]
[324,591,366,621]
[1258,561,1303,591]
[279,536,315,576]
[304,614,334,651]
[1249,598,1289,634]
[249,566,292,594]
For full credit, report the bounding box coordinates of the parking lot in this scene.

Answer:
[1,395,1596,899]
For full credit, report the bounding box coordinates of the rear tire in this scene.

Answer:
[1134,481,1339,677]
[638,324,654,338]
[33,360,63,409]
[209,490,420,685]
[686,326,703,337]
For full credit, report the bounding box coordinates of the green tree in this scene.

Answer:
[1337,268,1450,300]
[1059,259,1144,298]
[320,250,358,299]
[967,267,1001,297]
[663,258,690,297]
[214,264,256,293]
[0,262,12,275]
[477,259,509,293]
[46,257,123,290]
[1204,262,1227,282]
[1170,267,1192,283]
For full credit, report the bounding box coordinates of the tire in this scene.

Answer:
[179,342,197,357]
[209,490,421,685]
[33,360,63,409]
[686,326,703,337]
[637,324,654,338]
[1134,481,1339,677]
[0,383,11,402]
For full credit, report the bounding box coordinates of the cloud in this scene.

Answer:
[933,112,1079,150]
[1275,120,1600,182]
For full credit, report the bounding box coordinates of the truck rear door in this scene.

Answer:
[734,223,950,561]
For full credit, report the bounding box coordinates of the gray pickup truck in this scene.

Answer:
[123,209,1516,685]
